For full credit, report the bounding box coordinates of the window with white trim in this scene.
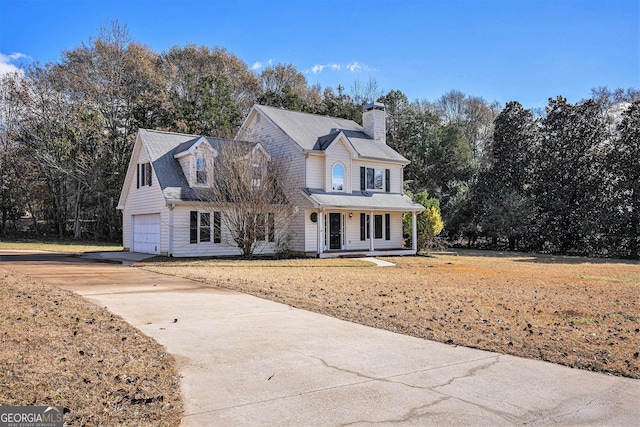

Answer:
[196,158,207,184]
[190,211,222,244]
[332,163,345,191]
[137,162,152,188]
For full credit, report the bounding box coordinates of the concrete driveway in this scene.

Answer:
[1,251,639,426]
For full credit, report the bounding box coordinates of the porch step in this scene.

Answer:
[339,253,367,258]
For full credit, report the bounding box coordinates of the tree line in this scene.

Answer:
[0,23,638,258]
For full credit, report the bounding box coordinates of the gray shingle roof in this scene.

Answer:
[256,105,409,164]
[139,129,220,202]
[302,188,424,212]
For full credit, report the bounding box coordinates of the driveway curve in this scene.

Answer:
[1,251,638,426]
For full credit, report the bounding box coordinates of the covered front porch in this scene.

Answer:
[301,189,425,257]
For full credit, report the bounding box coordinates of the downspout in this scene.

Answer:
[317,208,324,257]
[168,203,175,257]
[412,211,418,254]
[369,210,375,252]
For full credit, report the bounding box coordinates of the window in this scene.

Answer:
[196,158,207,184]
[200,213,211,242]
[256,214,266,241]
[213,212,221,244]
[385,214,391,241]
[332,163,345,191]
[191,211,221,244]
[137,162,152,188]
[361,167,387,191]
[268,213,275,243]
[251,163,263,187]
[374,215,383,239]
[190,211,198,244]
[360,213,370,240]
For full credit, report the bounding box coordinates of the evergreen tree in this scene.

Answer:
[608,101,640,258]
[533,97,608,254]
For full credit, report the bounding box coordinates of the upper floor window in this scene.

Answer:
[137,162,152,188]
[196,158,207,184]
[332,163,345,191]
[367,168,383,190]
[360,167,391,192]
[252,163,262,187]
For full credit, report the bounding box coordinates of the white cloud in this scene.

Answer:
[308,61,370,75]
[0,52,29,76]
[346,62,365,72]
[251,58,273,72]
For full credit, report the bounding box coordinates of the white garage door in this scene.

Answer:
[133,214,161,255]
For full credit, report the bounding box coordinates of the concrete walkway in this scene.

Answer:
[1,251,638,426]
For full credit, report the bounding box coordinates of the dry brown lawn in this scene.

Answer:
[139,250,640,379]
[0,269,182,426]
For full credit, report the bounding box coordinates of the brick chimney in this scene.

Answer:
[363,102,386,144]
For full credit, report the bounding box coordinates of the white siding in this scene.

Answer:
[121,142,169,254]
[177,155,192,186]
[325,140,352,193]
[170,207,242,257]
[239,113,312,254]
[306,155,324,189]
[304,209,319,252]
[170,206,286,257]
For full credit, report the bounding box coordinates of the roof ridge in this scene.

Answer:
[140,128,202,138]
[256,104,360,125]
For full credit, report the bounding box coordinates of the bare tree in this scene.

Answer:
[350,76,382,106]
[199,140,296,257]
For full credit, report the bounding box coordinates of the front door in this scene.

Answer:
[329,213,341,250]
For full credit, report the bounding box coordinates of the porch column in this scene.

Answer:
[412,211,418,253]
[369,210,375,252]
[317,209,323,256]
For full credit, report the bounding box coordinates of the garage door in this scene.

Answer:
[133,214,161,255]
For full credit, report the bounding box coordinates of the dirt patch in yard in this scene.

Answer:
[139,251,640,379]
[0,269,182,426]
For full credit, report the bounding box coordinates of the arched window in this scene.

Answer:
[332,163,345,191]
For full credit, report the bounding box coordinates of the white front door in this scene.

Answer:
[132,214,161,255]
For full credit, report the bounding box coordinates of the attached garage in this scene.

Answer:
[132,214,161,255]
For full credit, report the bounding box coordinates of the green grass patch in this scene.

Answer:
[0,239,123,254]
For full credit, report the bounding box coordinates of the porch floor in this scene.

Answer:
[309,248,416,259]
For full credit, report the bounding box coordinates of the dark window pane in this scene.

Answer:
[374,215,383,239]
[213,212,221,243]
[190,211,198,244]
[200,213,210,242]
[366,168,374,189]
[385,214,390,240]
[268,213,275,243]
[256,214,265,241]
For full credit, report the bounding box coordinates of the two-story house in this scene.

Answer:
[117,103,424,257]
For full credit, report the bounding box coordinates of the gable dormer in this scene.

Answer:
[173,137,218,188]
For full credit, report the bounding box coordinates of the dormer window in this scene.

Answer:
[196,158,207,185]
[251,163,262,187]
[332,163,345,191]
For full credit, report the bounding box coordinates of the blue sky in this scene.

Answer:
[1,0,638,109]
